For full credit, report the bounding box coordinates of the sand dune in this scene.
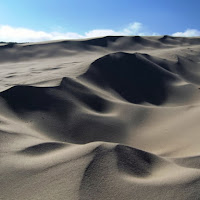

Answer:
[1,36,200,199]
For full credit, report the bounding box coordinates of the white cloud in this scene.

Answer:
[0,25,84,42]
[0,22,151,43]
[172,29,200,37]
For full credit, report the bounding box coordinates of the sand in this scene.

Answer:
[0,36,200,199]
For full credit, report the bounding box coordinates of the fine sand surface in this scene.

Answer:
[1,36,200,200]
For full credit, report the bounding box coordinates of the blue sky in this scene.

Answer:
[0,0,200,42]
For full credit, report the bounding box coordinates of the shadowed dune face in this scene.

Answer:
[60,77,109,112]
[1,36,200,200]
[0,85,61,112]
[115,145,157,177]
[82,36,123,47]
[20,142,66,155]
[80,52,179,105]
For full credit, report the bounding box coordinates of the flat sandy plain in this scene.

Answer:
[0,36,200,200]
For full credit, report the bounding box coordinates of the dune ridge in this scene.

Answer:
[1,36,200,199]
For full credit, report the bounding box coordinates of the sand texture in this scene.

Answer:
[1,36,200,199]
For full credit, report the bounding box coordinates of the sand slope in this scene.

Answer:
[1,36,200,200]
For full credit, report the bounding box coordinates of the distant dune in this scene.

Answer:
[1,36,200,200]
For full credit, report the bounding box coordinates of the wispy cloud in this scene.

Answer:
[172,29,200,37]
[0,22,155,43]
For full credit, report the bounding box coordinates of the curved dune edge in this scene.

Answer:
[1,36,200,199]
